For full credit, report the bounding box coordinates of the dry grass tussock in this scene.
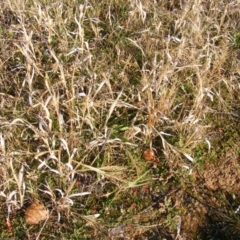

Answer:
[0,0,240,239]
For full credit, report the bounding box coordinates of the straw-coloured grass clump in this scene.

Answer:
[0,0,240,239]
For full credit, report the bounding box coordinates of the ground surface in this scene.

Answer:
[1,0,240,239]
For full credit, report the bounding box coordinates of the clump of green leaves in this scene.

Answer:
[233,32,240,48]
